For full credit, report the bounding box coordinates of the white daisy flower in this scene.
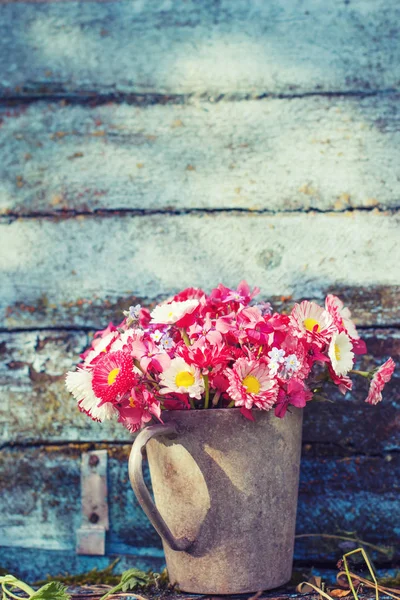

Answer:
[328,332,354,376]
[84,332,118,365]
[290,300,335,341]
[150,299,199,325]
[65,368,117,422]
[159,357,204,399]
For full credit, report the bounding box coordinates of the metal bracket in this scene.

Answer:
[76,449,109,555]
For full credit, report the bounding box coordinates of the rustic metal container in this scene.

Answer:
[129,407,303,594]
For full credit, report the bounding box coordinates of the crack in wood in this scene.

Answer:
[0,88,399,108]
[2,206,400,223]
[1,440,398,458]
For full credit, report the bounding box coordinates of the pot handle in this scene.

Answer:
[128,422,193,552]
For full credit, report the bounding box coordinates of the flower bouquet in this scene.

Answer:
[66,281,394,426]
[66,282,395,594]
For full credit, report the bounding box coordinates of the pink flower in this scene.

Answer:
[290,301,336,344]
[325,294,359,340]
[365,358,395,405]
[352,338,367,355]
[92,322,117,343]
[187,314,223,346]
[130,336,171,373]
[179,339,231,373]
[226,358,278,410]
[92,351,137,404]
[118,388,162,433]
[209,280,259,306]
[81,329,118,366]
[328,365,353,395]
[216,306,272,344]
[224,280,260,305]
[172,287,206,303]
[274,379,312,418]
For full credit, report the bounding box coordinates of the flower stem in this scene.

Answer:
[0,577,36,598]
[350,369,370,378]
[212,391,221,407]
[203,375,210,409]
[227,400,235,408]
[189,397,196,409]
[134,359,145,374]
[180,329,191,347]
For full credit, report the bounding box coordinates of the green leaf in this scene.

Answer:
[120,569,149,592]
[99,569,151,600]
[30,581,71,600]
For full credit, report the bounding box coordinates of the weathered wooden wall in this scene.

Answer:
[0,0,399,581]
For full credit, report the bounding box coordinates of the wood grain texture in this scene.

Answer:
[1,96,400,215]
[0,445,398,566]
[0,328,398,451]
[0,1,400,97]
[1,213,399,329]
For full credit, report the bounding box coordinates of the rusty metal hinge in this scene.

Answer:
[76,449,109,555]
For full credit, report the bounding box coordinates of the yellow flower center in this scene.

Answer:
[334,343,341,361]
[168,311,174,318]
[129,396,136,408]
[303,318,320,332]
[107,368,120,385]
[175,370,195,388]
[242,375,261,394]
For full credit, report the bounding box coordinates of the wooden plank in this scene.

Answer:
[1,96,400,215]
[0,1,400,97]
[1,213,399,329]
[0,445,398,566]
[0,444,163,552]
[0,330,125,443]
[0,329,398,451]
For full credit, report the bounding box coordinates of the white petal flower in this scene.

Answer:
[268,348,286,363]
[66,368,117,422]
[328,332,354,376]
[150,299,199,325]
[268,360,280,377]
[151,329,164,342]
[284,354,301,373]
[159,357,204,399]
[84,332,118,365]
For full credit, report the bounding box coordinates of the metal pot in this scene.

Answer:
[129,407,303,594]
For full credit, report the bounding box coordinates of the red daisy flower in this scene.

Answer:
[92,351,137,404]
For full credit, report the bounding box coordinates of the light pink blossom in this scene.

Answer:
[365,358,395,405]
[226,358,278,410]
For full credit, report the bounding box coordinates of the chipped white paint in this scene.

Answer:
[0,330,126,443]
[1,96,400,214]
[0,213,399,326]
[0,0,400,95]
